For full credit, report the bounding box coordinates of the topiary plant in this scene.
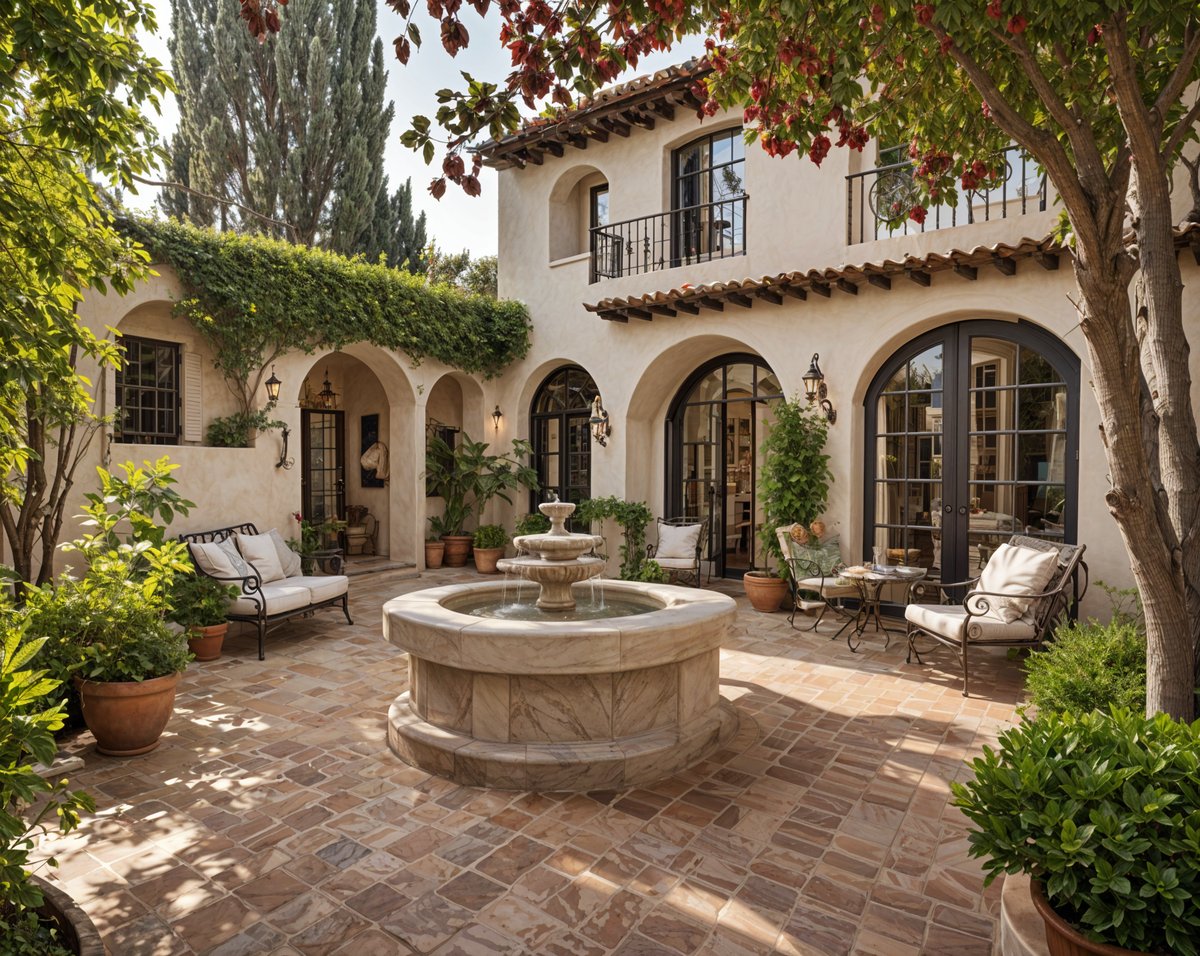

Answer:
[952,708,1200,955]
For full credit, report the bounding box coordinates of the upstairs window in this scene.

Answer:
[115,336,181,445]
[672,129,746,262]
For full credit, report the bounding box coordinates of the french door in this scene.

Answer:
[864,320,1079,587]
[301,409,345,539]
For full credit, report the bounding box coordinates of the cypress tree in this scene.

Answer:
[164,0,414,259]
[363,177,428,271]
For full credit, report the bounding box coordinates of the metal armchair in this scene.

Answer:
[774,526,858,631]
[647,516,709,586]
[905,534,1088,696]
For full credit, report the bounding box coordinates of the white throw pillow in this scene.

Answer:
[657,523,702,560]
[190,542,237,579]
[217,538,251,578]
[236,532,286,584]
[973,543,1060,623]
[268,528,303,578]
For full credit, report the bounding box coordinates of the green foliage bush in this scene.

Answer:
[473,524,508,550]
[168,569,238,631]
[952,708,1200,955]
[425,434,537,536]
[574,497,653,580]
[1025,619,1147,715]
[205,409,285,448]
[634,560,670,584]
[513,513,550,537]
[757,400,832,576]
[122,218,532,403]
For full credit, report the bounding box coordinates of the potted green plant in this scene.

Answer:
[472,524,508,574]
[748,399,832,612]
[424,534,446,570]
[168,568,237,662]
[23,458,194,756]
[424,433,538,567]
[0,611,100,954]
[952,708,1200,956]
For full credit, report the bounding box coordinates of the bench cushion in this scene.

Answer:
[287,575,349,603]
[236,532,285,584]
[268,528,303,578]
[229,582,313,617]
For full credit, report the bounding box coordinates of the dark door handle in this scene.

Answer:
[944,505,953,514]
[959,506,968,515]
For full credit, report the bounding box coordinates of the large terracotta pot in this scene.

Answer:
[441,534,473,568]
[743,571,789,612]
[1029,879,1146,956]
[472,547,505,574]
[424,540,446,570]
[186,622,227,662]
[76,672,181,757]
[30,875,104,956]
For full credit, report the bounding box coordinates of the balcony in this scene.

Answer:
[589,195,748,282]
[846,147,1046,245]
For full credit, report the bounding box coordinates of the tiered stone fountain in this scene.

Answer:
[384,499,738,790]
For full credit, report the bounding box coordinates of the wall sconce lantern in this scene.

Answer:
[491,405,503,431]
[276,426,294,470]
[317,371,338,410]
[264,366,282,403]
[802,353,837,424]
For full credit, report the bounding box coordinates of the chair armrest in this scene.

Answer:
[646,543,658,558]
[910,575,981,604]
[194,568,261,593]
[961,584,1066,617]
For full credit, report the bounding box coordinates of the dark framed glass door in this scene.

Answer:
[530,366,598,508]
[302,409,345,537]
[667,355,783,578]
[865,320,1079,586]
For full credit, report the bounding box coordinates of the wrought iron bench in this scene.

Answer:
[179,523,353,660]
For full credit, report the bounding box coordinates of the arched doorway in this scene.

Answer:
[864,319,1080,586]
[529,365,599,507]
[667,355,783,578]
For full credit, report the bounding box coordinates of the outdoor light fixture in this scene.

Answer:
[802,353,837,424]
[317,371,338,410]
[264,366,282,403]
[491,404,503,430]
[276,426,293,470]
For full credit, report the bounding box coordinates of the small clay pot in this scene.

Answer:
[30,875,104,956]
[742,571,789,613]
[424,540,446,570]
[1029,879,1147,956]
[441,534,473,568]
[76,672,181,757]
[472,547,505,574]
[186,622,227,662]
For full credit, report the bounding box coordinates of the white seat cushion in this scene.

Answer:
[268,528,303,578]
[287,575,349,603]
[976,543,1060,623]
[794,576,858,597]
[654,557,698,571]
[229,581,313,616]
[905,603,1038,643]
[236,532,286,584]
[657,523,702,560]
[191,541,239,579]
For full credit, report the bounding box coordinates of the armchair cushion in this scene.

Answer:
[236,532,286,584]
[656,522,702,559]
[654,556,700,571]
[905,603,1038,643]
[974,543,1059,623]
[268,528,303,578]
[794,576,857,597]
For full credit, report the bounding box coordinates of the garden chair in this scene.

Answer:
[775,525,857,631]
[647,516,709,586]
[905,534,1088,696]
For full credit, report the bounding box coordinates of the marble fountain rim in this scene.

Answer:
[383,580,737,676]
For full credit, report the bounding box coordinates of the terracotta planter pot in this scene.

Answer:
[424,540,446,570]
[743,571,789,612]
[441,534,473,567]
[186,623,227,662]
[30,875,104,956]
[75,672,181,757]
[472,546,505,574]
[1030,879,1146,956]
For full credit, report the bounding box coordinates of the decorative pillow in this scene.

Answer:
[268,528,303,578]
[190,542,238,579]
[973,543,1060,623]
[793,536,842,577]
[234,533,285,584]
[217,538,251,578]
[657,523,702,560]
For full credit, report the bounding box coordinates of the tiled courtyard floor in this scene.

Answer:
[40,568,1024,955]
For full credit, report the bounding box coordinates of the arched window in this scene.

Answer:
[666,355,783,578]
[530,366,600,507]
[864,320,1080,586]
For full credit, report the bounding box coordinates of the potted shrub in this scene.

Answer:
[952,708,1200,956]
[748,399,832,612]
[424,536,446,569]
[0,610,100,954]
[168,569,237,662]
[23,459,194,757]
[472,524,508,574]
[424,433,538,567]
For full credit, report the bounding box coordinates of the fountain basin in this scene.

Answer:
[384,580,738,790]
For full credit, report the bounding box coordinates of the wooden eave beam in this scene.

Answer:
[521,148,544,166]
[1034,251,1060,270]
[954,263,979,281]
[991,255,1017,276]
[624,109,656,130]
[602,311,628,323]
[867,273,892,291]
[625,305,653,320]
[648,99,676,120]
[698,297,725,312]
[809,280,831,297]
[648,304,677,317]
[727,292,753,308]
[566,134,588,150]
[585,127,609,143]
[836,278,859,296]
[542,141,564,157]
[675,300,701,315]
[756,288,784,305]
[601,117,631,137]
[782,284,807,300]
[905,267,931,286]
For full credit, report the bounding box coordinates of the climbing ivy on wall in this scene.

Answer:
[121,218,531,411]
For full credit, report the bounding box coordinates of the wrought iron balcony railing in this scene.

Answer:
[846,146,1046,245]
[589,195,748,282]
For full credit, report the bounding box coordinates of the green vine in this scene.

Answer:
[205,408,286,447]
[574,496,654,580]
[120,217,532,410]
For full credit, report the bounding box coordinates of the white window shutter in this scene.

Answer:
[183,350,203,443]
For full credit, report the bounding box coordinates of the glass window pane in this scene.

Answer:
[907,347,942,389]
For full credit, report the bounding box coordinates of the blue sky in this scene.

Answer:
[128,2,702,257]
